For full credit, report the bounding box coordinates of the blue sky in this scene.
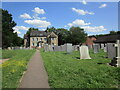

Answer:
[2,2,118,38]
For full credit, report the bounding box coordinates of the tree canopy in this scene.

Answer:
[2,9,23,48]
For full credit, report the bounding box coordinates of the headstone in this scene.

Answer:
[54,46,60,51]
[88,45,93,50]
[48,45,53,51]
[110,40,120,67]
[79,45,91,59]
[101,44,104,49]
[93,44,99,53]
[8,47,11,50]
[65,43,73,53]
[104,46,107,52]
[107,43,116,59]
[73,45,79,51]
[61,45,66,51]
[44,44,49,52]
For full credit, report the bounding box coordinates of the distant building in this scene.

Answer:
[94,34,120,47]
[85,36,97,48]
[24,31,58,48]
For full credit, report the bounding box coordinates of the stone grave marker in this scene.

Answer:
[54,45,60,51]
[66,43,73,53]
[61,45,66,51]
[79,45,91,59]
[101,44,104,49]
[48,45,53,51]
[44,44,49,52]
[93,44,100,53]
[110,40,120,67]
[107,43,116,59]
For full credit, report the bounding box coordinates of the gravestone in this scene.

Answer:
[110,40,120,67]
[79,45,91,59]
[61,45,66,51]
[103,47,107,52]
[74,45,79,51]
[107,43,116,59]
[48,45,53,51]
[101,44,104,49]
[88,45,93,50]
[54,46,60,51]
[93,44,99,53]
[44,44,49,52]
[65,43,73,53]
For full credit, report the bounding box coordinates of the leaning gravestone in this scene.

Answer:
[93,44,99,53]
[110,40,120,67]
[65,43,73,54]
[80,45,91,59]
[107,43,116,59]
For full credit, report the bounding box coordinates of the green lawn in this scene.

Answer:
[40,49,120,88]
[1,49,36,88]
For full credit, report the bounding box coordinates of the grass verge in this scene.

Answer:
[1,49,36,88]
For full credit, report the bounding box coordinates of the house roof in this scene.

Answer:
[30,31,51,37]
[94,34,120,43]
[30,30,57,38]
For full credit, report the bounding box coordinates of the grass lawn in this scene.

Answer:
[1,49,36,88]
[40,49,120,88]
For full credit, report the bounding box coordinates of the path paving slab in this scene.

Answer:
[19,50,50,88]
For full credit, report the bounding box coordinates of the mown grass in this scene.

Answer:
[1,49,36,88]
[40,49,120,88]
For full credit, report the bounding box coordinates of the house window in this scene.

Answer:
[44,38,47,41]
[32,38,34,41]
[40,38,42,41]
[51,38,54,40]
[36,38,38,41]
[32,43,34,46]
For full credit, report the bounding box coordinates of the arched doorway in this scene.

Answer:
[37,41,43,48]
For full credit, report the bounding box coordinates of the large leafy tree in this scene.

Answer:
[67,26,87,45]
[2,9,23,48]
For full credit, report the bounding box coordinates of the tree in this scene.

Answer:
[2,9,23,48]
[67,26,87,45]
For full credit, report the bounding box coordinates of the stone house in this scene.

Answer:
[24,31,58,48]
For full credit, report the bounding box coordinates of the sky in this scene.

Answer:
[2,2,118,38]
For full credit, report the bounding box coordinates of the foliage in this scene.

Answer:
[40,49,119,88]
[26,27,39,35]
[2,9,23,48]
[2,49,36,88]
[46,26,87,45]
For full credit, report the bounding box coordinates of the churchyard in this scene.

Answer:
[1,40,120,88]
[40,48,119,88]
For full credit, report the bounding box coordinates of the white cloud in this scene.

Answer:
[67,19,91,27]
[99,4,107,8]
[81,26,107,32]
[20,13,32,19]
[32,7,45,14]
[82,0,87,5]
[24,19,51,28]
[13,26,30,34]
[72,8,94,15]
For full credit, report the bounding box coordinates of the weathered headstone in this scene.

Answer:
[103,46,107,52]
[80,45,91,59]
[110,40,120,67]
[65,43,73,53]
[107,43,116,59]
[93,44,99,53]
[61,45,66,51]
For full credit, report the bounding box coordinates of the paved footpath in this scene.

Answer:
[19,50,50,88]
